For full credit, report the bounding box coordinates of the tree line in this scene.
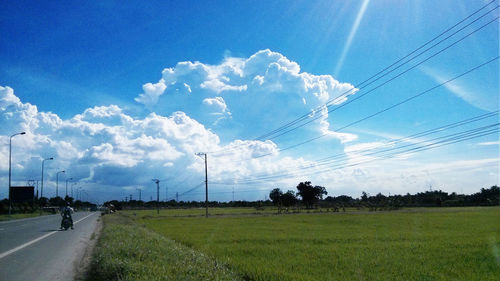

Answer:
[0,195,96,214]
[269,182,499,212]
[104,183,499,211]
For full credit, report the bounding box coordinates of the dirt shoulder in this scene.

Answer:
[74,213,103,281]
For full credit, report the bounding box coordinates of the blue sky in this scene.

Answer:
[0,0,498,202]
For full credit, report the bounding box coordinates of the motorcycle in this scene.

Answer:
[61,215,72,230]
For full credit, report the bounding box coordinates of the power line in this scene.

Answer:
[222,128,499,185]
[315,110,499,163]
[235,55,500,160]
[167,158,499,200]
[261,16,499,143]
[254,1,499,141]
[214,123,499,185]
[208,2,499,156]
[206,110,498,183]
[210,161,500,191]
[254,111,499,178]
[166,182,205,201]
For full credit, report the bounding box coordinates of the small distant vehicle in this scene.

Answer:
[61,216,72,230]
[60,203,74,230]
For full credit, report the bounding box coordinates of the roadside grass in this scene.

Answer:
[0,211,53,221]
[135,206,500,281]
[87,212,242,281]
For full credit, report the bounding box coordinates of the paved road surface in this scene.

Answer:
[0,212,99,281]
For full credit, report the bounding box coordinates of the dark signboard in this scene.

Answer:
[10,186,34,203]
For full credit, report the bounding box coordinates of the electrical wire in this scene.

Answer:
[207,2,499,156]
[213,124,499,185]
[255,1,499,141]
[262,16,500,143]
[238,55,499,160]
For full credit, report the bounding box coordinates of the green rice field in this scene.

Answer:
[93,207,500,280]
[136,207,500,281]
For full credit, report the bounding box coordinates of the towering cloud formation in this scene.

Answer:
[0,86,315,200]
[1,44,497,200]
[0,50,364,200]
[135,49,358,141]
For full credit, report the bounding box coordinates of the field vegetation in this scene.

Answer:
[131,207,500,281]
[87,212,241,281]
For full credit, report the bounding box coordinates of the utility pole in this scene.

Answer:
[232,186,235,202]
[196,152,208,218]
[153,179,160,214]
[176,192,178,202]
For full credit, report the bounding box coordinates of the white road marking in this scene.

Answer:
[0,212,96,259]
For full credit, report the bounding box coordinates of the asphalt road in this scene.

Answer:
[0,211,100,281]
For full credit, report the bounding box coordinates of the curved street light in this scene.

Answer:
[76,186,82,201]
[8,131,26,215]
[71,182,77,198]
[65,177,73,198]
[56,170,65,198]
[40,157,53,200]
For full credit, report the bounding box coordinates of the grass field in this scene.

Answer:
[125,206,373,218]
[127,207,500,281]
[88,212,242,281]
[129,206,276,217]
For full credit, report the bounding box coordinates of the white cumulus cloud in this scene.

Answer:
[0,86,323,201]
[135,49,358,142]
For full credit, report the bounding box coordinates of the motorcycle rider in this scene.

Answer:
[60,202,74,230]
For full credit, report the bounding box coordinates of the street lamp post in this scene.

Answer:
[65,178,73,198]
[40,157,53,201]
[71,182,77,198]
[8,132,26,215]
[56,170,65,198]
[77,187,82,201]
[82,190,89,203]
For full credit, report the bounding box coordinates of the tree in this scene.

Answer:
[361,191,369,202]
[49,196,65,207]
[281,190,298,207]
[296,181,327,208]
[64,195,74,205]
[269,188,283,206]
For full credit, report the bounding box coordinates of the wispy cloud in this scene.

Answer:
[420,66,495,111]
[478,141,500,146]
